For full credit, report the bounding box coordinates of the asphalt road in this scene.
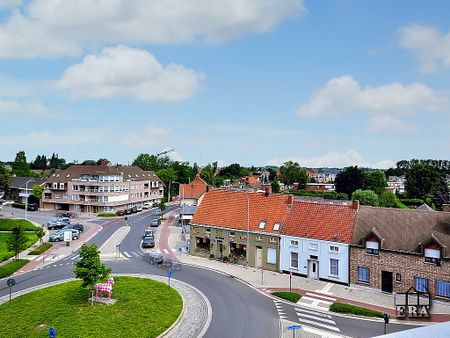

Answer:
[0,207,420,338]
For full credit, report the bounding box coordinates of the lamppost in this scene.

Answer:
[171,181,182,223]
[246,191,250,268]
[24,178,33,221]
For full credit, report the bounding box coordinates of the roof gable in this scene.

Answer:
[180,175,208,199]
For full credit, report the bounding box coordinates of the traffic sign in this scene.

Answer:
[49,327,56,338]
[287,325,302,330]
[7,278,15,287]
[167,269,174,278]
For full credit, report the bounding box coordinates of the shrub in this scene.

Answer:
[12,202,26,209]
[399,198,424,208]
[352,189,379,206]
[0,259,29,278]
[222,256,229,263]
[288,189,349,200]
[97,213,117,217]
[28,243,53,255]
[209,253,215,259]
[272,291,301,303]
[329,302,384,318]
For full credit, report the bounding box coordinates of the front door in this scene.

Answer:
[381,271,393,293]
[308,260,319,279]
[217,241,223,260]
[256,246,263,267]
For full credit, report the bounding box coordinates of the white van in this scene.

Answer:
[143,202,152,209]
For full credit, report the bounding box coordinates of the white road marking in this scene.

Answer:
[295,307,332,319]
[122,251,132,258]
[300,296,333,305]
[305,292,336,302]
[131,251,140,257]
[70,255,79,260]
[296,318,340,332]
[314,282,334,295]
[296,311,336,325]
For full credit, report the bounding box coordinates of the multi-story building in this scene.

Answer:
[42,161,163,213]
[386,176,406,195]
[8,177,46,203]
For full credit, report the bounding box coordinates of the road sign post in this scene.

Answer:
[287,325,301,338]
[289,272,292,293]
[383,313,389,334]
[7,278,15,301]
[49,327,56,338]
[167,269,173,288]
[116,243,121,259]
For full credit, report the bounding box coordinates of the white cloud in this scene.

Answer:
[0,0,22,10]
[296,75,448,132]
[398,24,450,74]
[0,0,306,58]
[268,149,394,169]
[55,45,204,101]
[121,126,171,148]
[367,115,419,133]
[0,98,48,116]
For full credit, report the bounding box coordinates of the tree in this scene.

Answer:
[32,184,43,199]
[73,243,111,291]
[220,163,242,178]
[200,164,214,185]
[352,189,379,206]
[159,201,166,212]
[431,176,450,211]
[192,163,199,176]
[132,153,159,171]
[405,163,437,199]
[32,155,47,170]
[271,180,280,193]
[7,225,28,259]
[335,166,365,198]
[156,167,177,187]
[379,190,397,208]
[0,163,9,194]
[12,150,31,177]
[364,171,387,196]
[81,160,97,165]
[96,158,108,165]
[279,161,307,188]
[49,153,60,169]
[36,227,46,245]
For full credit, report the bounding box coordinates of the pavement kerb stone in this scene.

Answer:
[157,287,187,338]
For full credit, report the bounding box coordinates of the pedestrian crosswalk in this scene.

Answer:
[273,300,288,320]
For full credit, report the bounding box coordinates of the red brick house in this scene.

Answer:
[350,206,450,301]
[179,175,208,206]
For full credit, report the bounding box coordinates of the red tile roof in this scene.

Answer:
[180,175,208,199]
[191,189,292,233]
[283,201,358,243]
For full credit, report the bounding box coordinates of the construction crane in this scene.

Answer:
[155,148,174,157]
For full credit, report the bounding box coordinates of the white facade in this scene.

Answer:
[280,235,350,284]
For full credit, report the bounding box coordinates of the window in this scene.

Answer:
[309,243,319,251]
[290,240,299,246]
[256,235,263,241]
[366,241,379,255]
[358,267,370,283]
[273,222,280,231]
[269,237,276,243]
[229,232,235,237]
[436,280,450,298]
[414,277,429,293]
[267,248,277,264]
[424,248,441,264]
[290,252,299,269]
[258,221,267,229]
[59,183,64,189]
[396,273,401,283]
[330,245,339,253]
[330,259,339,276]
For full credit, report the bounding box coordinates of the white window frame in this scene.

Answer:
[329,258,339,277]
[290,252,299,269]
[273,222,280,231]
[258,221,267,230]
[269,237,276,243]
[290,240,299,247]
[309,243,319,251]
[256,235,263,241]
[329,245,339,253]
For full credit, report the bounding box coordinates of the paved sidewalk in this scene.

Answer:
[161,212,450,325]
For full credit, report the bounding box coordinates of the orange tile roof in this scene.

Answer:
[283,201,358,243]
[192,189,292,233]
[180,175,208,199]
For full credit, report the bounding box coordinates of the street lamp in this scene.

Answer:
[24,178,33,221]
[246,191,250,268]
[171,181,182,223]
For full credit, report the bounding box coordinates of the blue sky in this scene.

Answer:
[1,0,449,168]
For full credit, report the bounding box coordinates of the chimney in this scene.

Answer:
[443,204,450,212]
[352,199,360,210]
[287,195,294,206]
[264,186,271,197]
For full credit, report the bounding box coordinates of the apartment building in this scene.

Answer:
[42,161,163,213]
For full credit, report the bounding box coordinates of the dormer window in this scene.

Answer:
[424,247,441,265]
[366,240,379,255]
[273,222,280,231]
[258,221,267,230]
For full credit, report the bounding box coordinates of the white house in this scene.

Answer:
[280,200,359,285]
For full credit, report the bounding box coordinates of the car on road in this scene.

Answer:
[56,211,73,218]
[47,217,70,230]
[26,203,39,211]
[142,250,163,264]
[142,202,152,209]
[136,205,143,212]
[49,229,80,242]
[150,218,160,227]
[142,236,155,248]
[142,229,154,238]
[153,209,162,217]
[116,209,126,216]
[61,223,84,232]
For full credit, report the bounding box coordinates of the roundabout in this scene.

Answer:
[0,275,185,338]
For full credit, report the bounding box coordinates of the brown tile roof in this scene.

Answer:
[352,206,450,258]
[46,162,162,183]
[180,175,208,199]
[191,189,292,233]
[283,201,358,243]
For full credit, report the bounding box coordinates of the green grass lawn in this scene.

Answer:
[28,243,53,255]
[0,276,183,338]
[97,213,117,217]
[0,219,41,231]
[0,233,39,262]
[272,291,301,303]
[329,302,384,318]
[0,259,29,278]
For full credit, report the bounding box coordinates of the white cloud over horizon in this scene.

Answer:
[55,45,204,102]
[0,0,306,59]
[398,23,450,74]
[268,149,394,169]
[0,98,48,117]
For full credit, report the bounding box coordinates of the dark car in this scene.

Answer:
[125,208,133,215]
[142,236,155,248]
[27,203,38,211]
[130,206,138,213]
[116,209,126,216]
[56,211,72,218]
[62,223,84,232]
[153,209,162,216]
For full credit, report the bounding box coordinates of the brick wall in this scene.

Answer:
[350,247,450,301]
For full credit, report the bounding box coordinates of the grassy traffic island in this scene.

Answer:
[330,302,384,318]
[0,276,183,338]
[272,291,302,303]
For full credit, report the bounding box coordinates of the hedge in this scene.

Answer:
[329,302,384,318]
[399,198,424,208]
[28,243,53,255]
[0,259,29,278]
[288,189,349,201]
[0,219,40,231]
[272,291,301,303]
[97,213,117,217]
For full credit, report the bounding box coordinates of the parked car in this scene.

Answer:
[47,217,70,230]
[150,218,160,227]
[124,208,133,215]
[62,223,84,232]
[116,209,126,216]
[27,203,38,211]
[136,205,143,212]
[49,229,80,242]
[130,206,138,213]
[142,202,152,209]
[56,211,72,218]
[142,235,155,248]
[142,229,154,238]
